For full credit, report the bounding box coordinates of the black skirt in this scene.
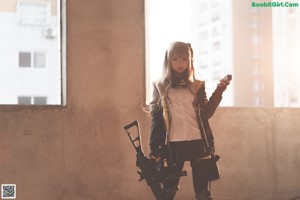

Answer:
[167,139,210,163]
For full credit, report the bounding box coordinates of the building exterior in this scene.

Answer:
[273,6,300,107]
[190,0,234,106]
[191,0,274,107]
[0,0,61,105]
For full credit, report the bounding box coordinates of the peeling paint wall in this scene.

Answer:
[0,0,300,200]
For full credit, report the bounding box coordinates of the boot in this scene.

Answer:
[195,190,212,200]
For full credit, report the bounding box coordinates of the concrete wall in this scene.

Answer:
[0,0,299,200]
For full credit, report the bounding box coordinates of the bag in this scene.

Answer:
[209,154,220,181]
[191,153,220,182]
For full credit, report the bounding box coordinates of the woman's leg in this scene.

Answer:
[163,160,185,200]
[190,159,212,200]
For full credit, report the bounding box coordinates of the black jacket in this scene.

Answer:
[149,80,225,157]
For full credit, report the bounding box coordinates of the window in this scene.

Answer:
[34,52,46,68]
[146,0,300,107]
[17,1,51,26]
[34,96,47,105]
[19,52,31,67]
[251,20,261,29]
[199,30,209,39]
[212,54,221,65]
[18,96,31,105]
[18,96,47,105]
[146,0,233,106]
[211,12,220,22]
[19,51,46,68]
[252,35,263,45]
[212,26,220,37]
[212,41,221,51]
[0,0,66,105]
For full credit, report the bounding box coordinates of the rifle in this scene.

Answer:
[123,120,187,200]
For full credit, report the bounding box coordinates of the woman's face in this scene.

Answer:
[171,54,189,74]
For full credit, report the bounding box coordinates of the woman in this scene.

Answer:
[148,41,230,200]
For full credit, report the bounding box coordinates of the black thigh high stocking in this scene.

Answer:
[190,159,212,200]
[163,160,185,200]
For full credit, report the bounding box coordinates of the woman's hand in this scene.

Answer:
[218,74,232,91]
[150,155,162,162]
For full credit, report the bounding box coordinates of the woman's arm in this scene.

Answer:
[149,108,166,158]
[149,83,166,158]
[199,82,227,119]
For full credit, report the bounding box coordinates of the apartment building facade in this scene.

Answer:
[0,0,61,105]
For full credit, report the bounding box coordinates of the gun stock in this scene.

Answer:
[123,120,187,200]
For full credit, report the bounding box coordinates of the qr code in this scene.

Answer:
[1,184,16,199]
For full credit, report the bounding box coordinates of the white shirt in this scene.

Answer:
[168,87,202,142]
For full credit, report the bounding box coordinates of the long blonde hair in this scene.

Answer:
[150,41,196,110]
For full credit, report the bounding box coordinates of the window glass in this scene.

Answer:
[34,52,46,68]
[33,96,47,105]
[18,96,31,105]
[19,52,31,67]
